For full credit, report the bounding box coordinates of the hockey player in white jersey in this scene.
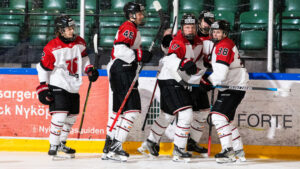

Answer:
[200,20,249,163]
[102,2,152,162]
[139,14,209,161]
[36,15,99,159]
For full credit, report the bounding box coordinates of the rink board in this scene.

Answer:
[0,68,300,159]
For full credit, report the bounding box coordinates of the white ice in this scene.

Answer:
[0,152,299,169]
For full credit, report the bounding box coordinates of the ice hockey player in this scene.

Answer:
[102,1,152,162]
[200,20,249,163]
[197,10,215,40]
[139,13,208,162]
[35,15,99,159]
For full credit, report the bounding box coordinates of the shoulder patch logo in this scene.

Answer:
[171,44,180,50]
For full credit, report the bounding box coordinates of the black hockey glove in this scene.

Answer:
[36,84,54,105]
[203,54,212,68]
[135,49,153,63]
[86,66,99,82]
[161,34,173,48]
[200,74,213,91]
[179,58,198,75]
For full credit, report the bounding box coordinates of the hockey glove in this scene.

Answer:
[200,74,213,91]
[36,83,54,105]
[179,58,198,75]
[203,54,212,68]
[135,49,153,63]
[85,65,99,82]
[161,34,173,48]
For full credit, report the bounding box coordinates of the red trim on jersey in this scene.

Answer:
[151,129,163,136]
[210,111,230,122]
[219,133,232,139]
[154,121,167,129]
[135,49,143,62]
[215,37,235,66]
[84,64,93,74]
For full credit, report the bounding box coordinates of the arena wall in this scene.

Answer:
[0,68,299,159]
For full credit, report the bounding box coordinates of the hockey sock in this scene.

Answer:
[230,124,244,151]
[148,112,175,143]
[49,112,68,145]
[212,113,232,149]
[106,112,119,139]
[60,114,77,142]
[115,111,139,142]
[174,109,193,148]
[190,111,208,142]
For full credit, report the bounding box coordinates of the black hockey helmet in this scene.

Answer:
[123,1,145,20]
[55,15,75,34]
[180,13,197,41]
[198,10,215,26]
[210,20,230,36]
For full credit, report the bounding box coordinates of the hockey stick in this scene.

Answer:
[109,1,167,132]
[190,84,291,92]
[77,34,100,139]
[141,16,177,131]
[207,89,214,156]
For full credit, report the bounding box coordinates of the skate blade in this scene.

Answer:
[216,157,236,164]
[107,152,128,162]
[137,146,148,156]
[101,153,110,160]
[51,154,75,161]
[236,157,246,162]
[172,156,190,163]
[200,153,209,158]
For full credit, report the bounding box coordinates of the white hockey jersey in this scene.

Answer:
[158,30,206,84]
[208,37,249,88]
[36,36,91,93]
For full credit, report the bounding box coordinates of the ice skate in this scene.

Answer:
[137,139,159,157]
[186,137,208,157]
[235,149,246,162]
[215,147,236,163]
[107,139,129,162]
[102,135,113,160]
[172,145,191,163]
[58,141,76,159]
[48,144,72,160]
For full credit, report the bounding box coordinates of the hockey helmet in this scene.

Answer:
[180,13,197,41]
[123,2,145,20]
[198,10,215,26]
[210,20,230,36]
[55,15,75,34]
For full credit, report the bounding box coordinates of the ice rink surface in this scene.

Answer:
[0,152,299,169]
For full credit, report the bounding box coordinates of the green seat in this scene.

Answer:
[240,30,266,50]
[29,34,54,46]
[179,0,203,13]
[100,16,124,27]
[0,19,22,26]
[141,36,154,47]
[146,0,168,11]
[9,0,32,9]
[0,26,20,46]
[111,0,132,11]
[30,15,54,20]
[250,0,268,11]
[30,27,54,34]
[239,11,268,29]
[43,0,66,10]
[100,28,118,35]
[139,28,157,36]
[213,11,235,29]
[285,0,300,12]
[276,11,300,25]
[214,0,239,13]
[100,35,115,47]
[280,31,300,50]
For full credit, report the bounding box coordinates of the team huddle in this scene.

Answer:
[36,1,249,164]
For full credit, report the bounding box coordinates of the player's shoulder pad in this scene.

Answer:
[168,39,186,59]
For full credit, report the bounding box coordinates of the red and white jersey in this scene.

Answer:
[158,30,205,84]
[110,21,142,64]
[208,37,249,88]
[36,36,91,93]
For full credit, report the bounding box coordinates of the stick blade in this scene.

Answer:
[93,34,98,54]
[153,0,162,12]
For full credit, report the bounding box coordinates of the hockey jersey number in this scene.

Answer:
[66,58,78,75]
